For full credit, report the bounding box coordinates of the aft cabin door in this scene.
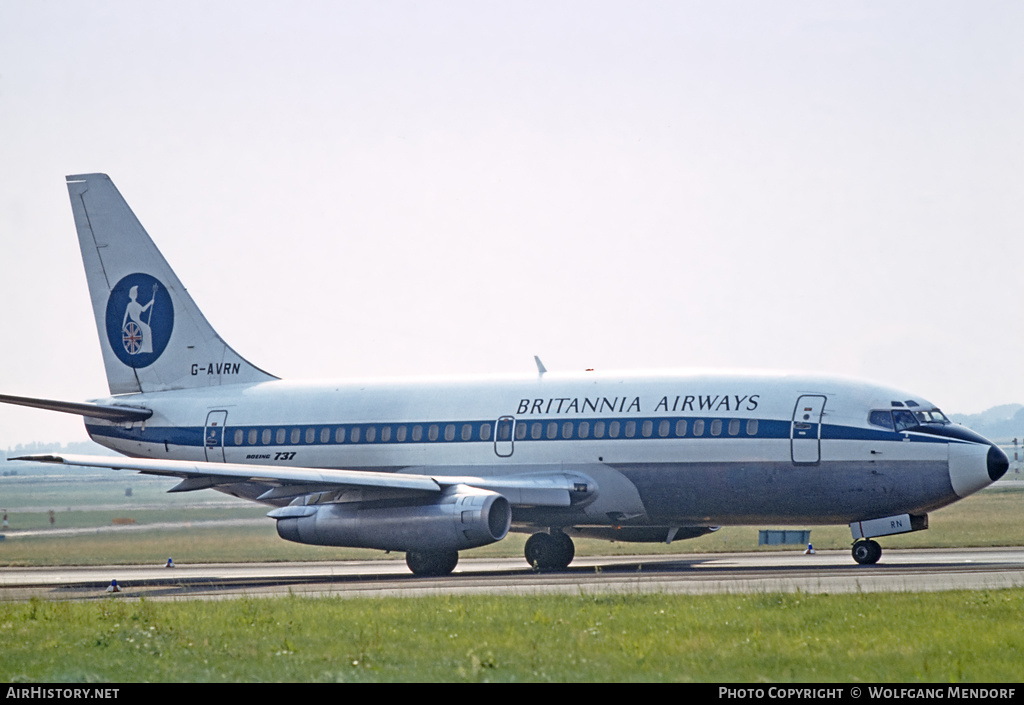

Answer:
[204,410,228,462]
[791,395,826,464]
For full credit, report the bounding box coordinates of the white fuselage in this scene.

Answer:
[82,369,999,529]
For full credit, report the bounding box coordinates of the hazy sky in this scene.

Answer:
[1,1,1022,448]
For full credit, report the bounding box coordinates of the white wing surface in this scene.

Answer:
[13,453,587,507]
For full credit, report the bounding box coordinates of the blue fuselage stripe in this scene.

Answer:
[85,416,958,449]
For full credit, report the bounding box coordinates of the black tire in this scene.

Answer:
[852,539,882,565]
[525,531,575,571]
[551,530,575,565]
[406,549,459,576]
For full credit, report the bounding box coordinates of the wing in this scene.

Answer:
[12,453,593,507]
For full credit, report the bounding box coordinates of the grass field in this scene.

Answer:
[2,590,1022,682]
[2,475,1022,682]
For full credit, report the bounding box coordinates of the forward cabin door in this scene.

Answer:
[791,395,826,464]
[204,410,229,462]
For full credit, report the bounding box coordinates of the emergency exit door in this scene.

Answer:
[494,416,515,457]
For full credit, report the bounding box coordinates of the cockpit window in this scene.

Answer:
[893,410,918,431]
[870,408,949,431]
[913,409,949,425]
[869,410,895,430]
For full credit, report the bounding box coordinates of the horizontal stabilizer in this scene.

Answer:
[0,393,152,422]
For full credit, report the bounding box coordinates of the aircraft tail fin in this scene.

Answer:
[66,173,277,395]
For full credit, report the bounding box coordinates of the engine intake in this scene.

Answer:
[271,485,511,552]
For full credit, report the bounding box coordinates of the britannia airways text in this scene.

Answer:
[516,394,760,416]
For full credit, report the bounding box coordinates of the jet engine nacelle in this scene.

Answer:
[272,485,511,552]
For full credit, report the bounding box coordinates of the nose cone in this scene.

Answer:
[988,444,1009,482]
[949,440,1007,498]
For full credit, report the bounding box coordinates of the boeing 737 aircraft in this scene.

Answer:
[2,174,1009,575]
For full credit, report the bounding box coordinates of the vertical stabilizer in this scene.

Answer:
[67,174,277,394]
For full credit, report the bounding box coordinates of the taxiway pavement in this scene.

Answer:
[2,547,1022,601]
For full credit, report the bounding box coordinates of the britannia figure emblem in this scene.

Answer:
[105,273,173,368]
[121,284,158,355]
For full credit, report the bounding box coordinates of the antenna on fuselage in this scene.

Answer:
[534,356,547,377]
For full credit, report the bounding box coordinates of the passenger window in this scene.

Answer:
[428,425,439,441]
[547,422,558,440]
[412,425,423,442]
[248,429,258,445]
[396,426,407,442]
[306,428,316,444]
[659,420,670,437]
[461,424,472,441]
[609,421,620,438]
[693,420,705,437]
[277,429,287,445]
[380,426,392,442]
[728,419,740,436]
[675,420,687,437]
[625,421,636,438]
[262,429,271,445]
[335,427,346,443]
[234,429,244,445]
[479,423,491,441]
[579,421,590,439]
[641,420,653,438]
[365,426,376,443]
[562,421,573,439]
[350,427,361,443]
[320,428,330,444]
[746,419,758,436]
[444,424,455,442]
[515,422,527,440]
[710,419,722,436]
[594,421,606,438]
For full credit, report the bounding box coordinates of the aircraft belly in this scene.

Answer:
[616,460,955,525]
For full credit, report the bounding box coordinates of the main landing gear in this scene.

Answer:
[525,530,576,571]
[406,549,459,576]
[851,539,882,565]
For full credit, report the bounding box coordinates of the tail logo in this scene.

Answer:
[104,273,174,368]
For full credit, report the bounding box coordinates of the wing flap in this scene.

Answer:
[168,476,222,493]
